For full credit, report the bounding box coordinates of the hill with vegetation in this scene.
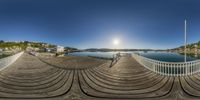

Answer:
[0,40,78,52]
[171,41,200,53]
[0,40,56,50]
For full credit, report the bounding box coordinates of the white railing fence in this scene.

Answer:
[0,51,24,71]
[132,53,200,76]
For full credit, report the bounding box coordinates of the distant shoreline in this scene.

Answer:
[83,49,167,52]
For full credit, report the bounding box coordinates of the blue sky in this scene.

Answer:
[0,0,200,49]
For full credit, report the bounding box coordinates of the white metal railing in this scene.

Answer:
[0,51,24,71]
[132,53,200,76]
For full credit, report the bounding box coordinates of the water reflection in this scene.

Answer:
[178,53,200,59]
[140,52,199,62]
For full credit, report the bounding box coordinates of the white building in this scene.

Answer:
[56,46,64,53]
[0,48,2,52]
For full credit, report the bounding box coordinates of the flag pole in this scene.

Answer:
[184,20,187,63]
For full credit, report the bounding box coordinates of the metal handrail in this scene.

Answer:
[132,53,200,76]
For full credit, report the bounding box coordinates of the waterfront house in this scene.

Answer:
[56,46,64,53]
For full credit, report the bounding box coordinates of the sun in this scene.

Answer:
[113,38,120,45]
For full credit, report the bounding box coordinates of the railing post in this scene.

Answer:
[184,64,186,75]
[177,64,178,77]
[155,65,158,74]
[173,64,175,76]
[164,63,166,76]
[180,65,181,76]
[170,64,172,76]
[191,63,192,75]
[180,64,182,76]
[185,63,187,75]
[191,63,193,75]
[190,63,192,75]
[168,64,169,76]
[162,63,164,75]
[165,64,166,76]
[154,62,156,72]
[181,64,183,76]
[159,63,160,74]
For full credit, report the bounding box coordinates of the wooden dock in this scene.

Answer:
[0,53,200,99]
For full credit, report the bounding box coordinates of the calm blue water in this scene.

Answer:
[67,51,200,62]
[67,51,134,58]
[139,52,199,62]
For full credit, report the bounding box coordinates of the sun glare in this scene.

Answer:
[113,38,120,45]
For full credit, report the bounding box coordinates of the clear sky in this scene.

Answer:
[0,0,200,49]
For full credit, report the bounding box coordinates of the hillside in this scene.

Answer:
[171,41,200,53]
